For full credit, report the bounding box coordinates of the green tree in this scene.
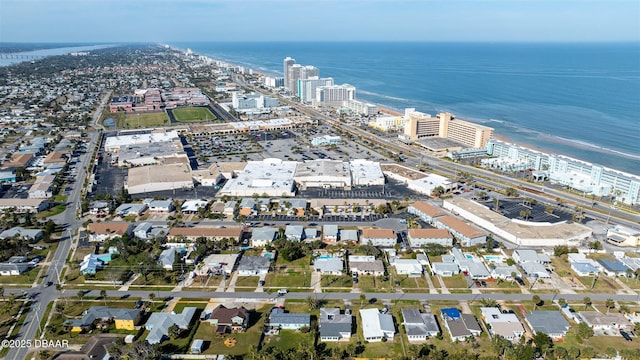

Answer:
[432,186,446,197]
[100,289,107,306]
[306,296,319,310]
[505,187,519,197]
[168,323,182,339]
[583,296,591,310]
[554,347,568,359]
[576,322,594,341]
[532,295,542,310]
[532,332,553,358]
[567,346,581,360]
[605,298,615,314]
[77,290,85,304]
[558,298,567,307]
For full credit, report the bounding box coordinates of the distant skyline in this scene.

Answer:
[1,0,639,43]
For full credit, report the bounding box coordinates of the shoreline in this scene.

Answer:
[179,46,639,176]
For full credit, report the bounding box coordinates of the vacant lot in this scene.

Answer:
[123,112,169,128]
[173,107,217,122]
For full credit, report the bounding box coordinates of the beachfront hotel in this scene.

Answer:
[403,109,494,148]
[485,139,640,205]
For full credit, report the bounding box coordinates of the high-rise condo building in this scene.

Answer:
[403,110,493,148]
[297,77,334,103]
[315,84,356,106]
[283,57,296,92]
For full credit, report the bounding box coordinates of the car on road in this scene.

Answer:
[277,289,288,295]
[46,281,53,287]
[258,280,265,286]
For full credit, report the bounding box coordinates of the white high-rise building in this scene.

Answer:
[297,77,334,103]
[315,84,356,106]
[283,57,296,92]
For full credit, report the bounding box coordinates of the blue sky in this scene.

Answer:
[1,0,639,42]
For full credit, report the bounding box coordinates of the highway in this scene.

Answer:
[4,92,107,360]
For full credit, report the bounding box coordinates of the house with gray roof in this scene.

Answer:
[402,309,440,342]
[143,199,174,213]
[491,265,521,280]
[146,307,197,344]
[520,262,550,278]
[440,308,482,341]
[158,248,176,270]
[340,229,359,243]
[268,307,311,331]
[284,225,304,242]
[323,224,339,243]
[251,227,278,247]
[431,262,460,277]
[0,262,31,276]
[237,256,270,276]
[0,227,43,243]
[319,308,353,342]
[304,228,320,241]
[348,255,385,276]
[577,311,632,332]
[525,311,570,340]
[115,203,148,217]
[314,257,344,275]
[133,222,153,240]
[513,249,551,265]
[597,259,630,277]
[66,306,141,332]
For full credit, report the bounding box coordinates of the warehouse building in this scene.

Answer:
[294,160,351,189]
[125,163,194,194]
[218,158,297,197]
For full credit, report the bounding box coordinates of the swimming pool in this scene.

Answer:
[483,255,505,262]
[318,255,334,259]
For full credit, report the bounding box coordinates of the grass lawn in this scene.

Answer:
[235,276,259,287]
[0,267,40,285]
[265,269,310,288]
[550,256,576,278]
[187,274,223,288]
[173,107,217,122]
[275,255,311,270]
[0,300,25,338]
[37,203,66,218]
[263,329,315,351]
[172,301,208,313]
[556,331,640,357]
[440,274,469,289]
[195,305,270,356]
[321,275,353,288]
[123,112,169,128]
[395,274,430,290]
[576,276,619,293]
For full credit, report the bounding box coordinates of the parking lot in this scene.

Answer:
[481,199,575,223]
[187,132,263,165]
[247,213,387,223]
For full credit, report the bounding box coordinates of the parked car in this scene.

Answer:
[621,330,633,342]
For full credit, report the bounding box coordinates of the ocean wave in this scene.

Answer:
[358,90,412,103]
[543,135,640,161]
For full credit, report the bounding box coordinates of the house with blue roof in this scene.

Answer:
[571,262,600,276]
[80,253,112,275]
[597,259,630,277]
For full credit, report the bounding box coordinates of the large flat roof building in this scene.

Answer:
[218,158,297,197]
[443,198,592,247]
[403,110,493,148]
[349,159,385,186]
[125,163,194,195]
[294,160,352,189]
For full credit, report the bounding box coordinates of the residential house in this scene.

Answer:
[361,228,396,247]
[28,175,55,199]
[0,262,31,276]
[251,227,278,247]
[491,265,522,280]
[181,199,208,214]
[87,222,132,243]
[348,255,385,276]
[88,201,109,215]
[195,253,240,276]
[67,306,141,332]
[340,229,358,243]
[304,228,320,242]
[268,308,311,330]
[53,335,118,360]
[158,248,184,270]
[440,308,482,341]
[323,225,339,244]
[314,257,344,275]
[168,226,243,242]
[433,216,487,247]
[597,259,630,277]
[276,198,307,216]
[407,228,453,248]
[237,256,270,276]
[133,222,153,240]
[512,250,551,265]
[238,198,257,216]
[360,308,395,342]
[115,203,148,217]
[223,201,237,217]
[146,307,197,344]
[520,262,551,278]
[0,198,50,213]
[571,262,600,276]
[208,305,250,335]
[525,311,571,340]
[80,253,112,275]
[0,227,43,243]
[402,309,440,342]
[391,259,423,277]
[431,262,460,277]
[450,248,491,279]
[480,307,525,341]
[577,312,632,331]
[284,225,304,242]
[408,201,446,223]
[143,199,174,213]
[319,308,353,342]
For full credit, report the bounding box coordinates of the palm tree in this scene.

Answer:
[532,295,542,310]
[100,289,107,305]
[605,298,615,314]
[77,291,85,304]
[583,296,592,310]
[0,287,4,300]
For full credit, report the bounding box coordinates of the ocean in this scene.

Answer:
[174,41,640,174]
